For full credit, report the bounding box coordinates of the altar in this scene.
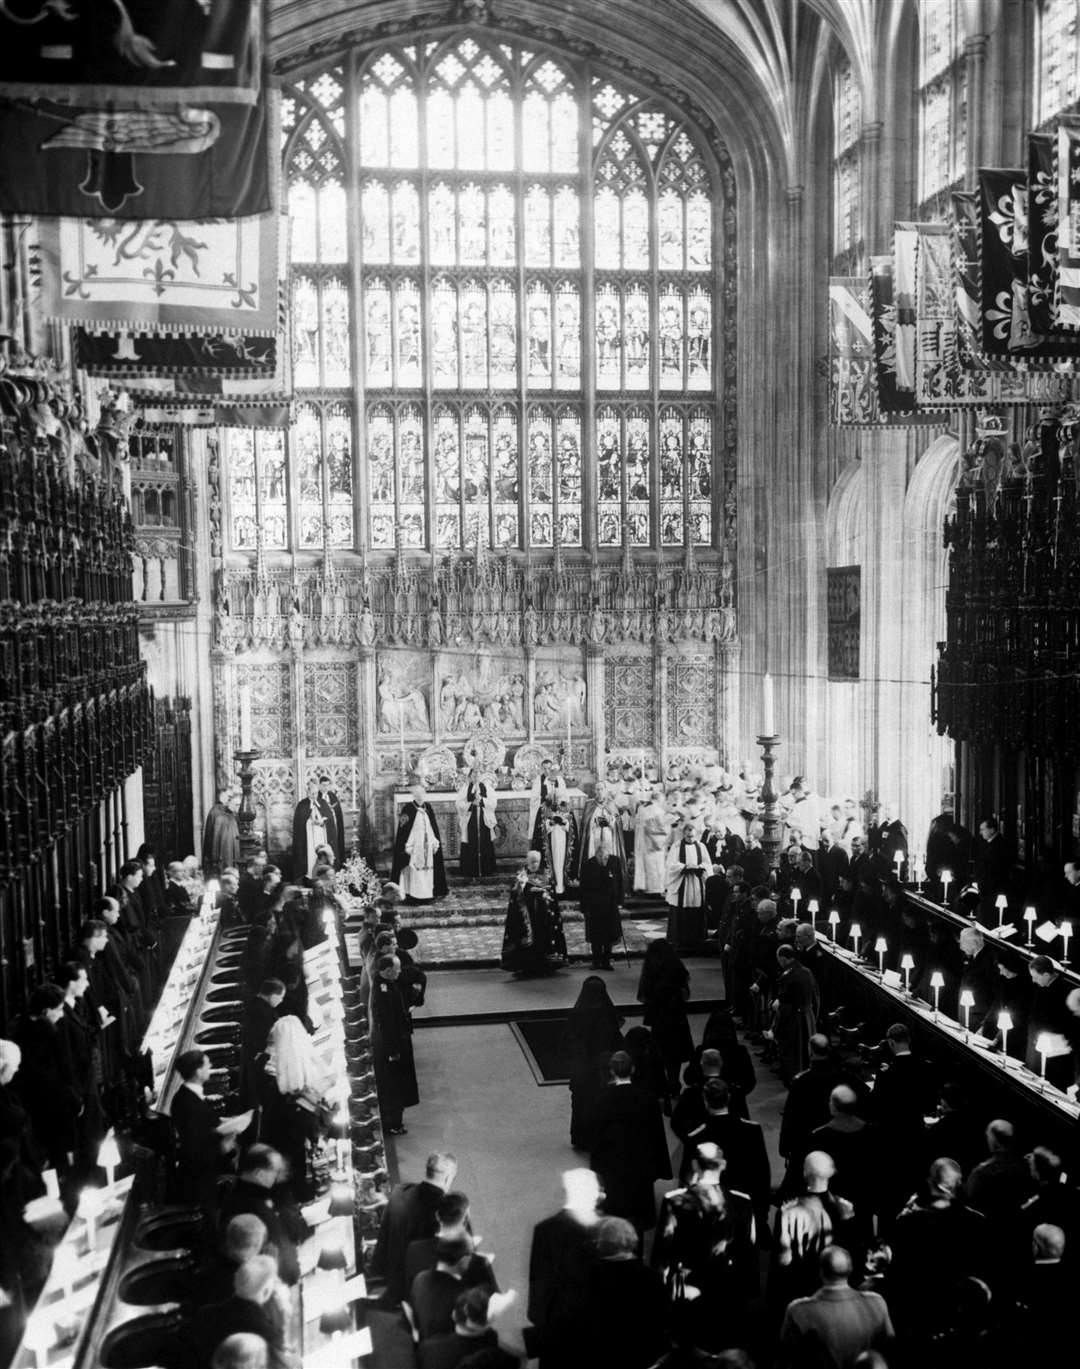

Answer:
[393,788,587,860]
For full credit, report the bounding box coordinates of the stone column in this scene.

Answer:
[586,643,605,780]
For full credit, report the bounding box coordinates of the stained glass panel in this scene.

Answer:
[660,408,683,547]
[396,280,422,386]
[522,89,550,171]
[659,189,683,270]
[624,283,650,390]
[229,429,257,549]
[430,183,456,264]
[289,180,318,263]
[687,289,711,389]
[365,280,392,387]
[489,185,516,265]
[596,282,620,388]
[492,405,519,547]
[368,404,396,548]
[689,408,711,545]
[296,402,323,547]
[359,87,389,166]
[398,403,426,545]
[292,275,319,388]
[460,280,488,388]
[597,405,621,544]
[555,283,580,387]
[556,408,583,546]
[389,88,419,167]
[527,408,554,546]
[659,286,684,389]
[623,189,649,269]
[321,277,351,387]
[459,183,487,264]
[361,181,390,262]
[554,187,580,266]
[527,283,553,388]
[434,405,461,547]
[488,89,514,170]
[686,192,711,269]
[551,91,579,172]
[427,88,455,168]
[490,280,517,389]
[525,185,552,266]
[594,187,620,268]
[432,279,459,386]
[258,430,287,549]
[326,403,354,546]
[391,182,421,263]
[319,183,348,262]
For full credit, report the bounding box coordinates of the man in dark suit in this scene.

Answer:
[589,1051,672,1236]
[54,961,106,1185]
[964,1118,1034,1221]
[527,1169,601,1369]
[238,853,267,924]
[959,926,999,1032]
[921,1082,987,1178]
[804,1085,879,1240]
[973,815,1011,906]
[418,1286,518,1369]
[404,1191,493,1295]
[12,984,82,1175]
[371,1151,459,1304]
[676,1078,771,1234]
[188,1255,286,1367]
[170,1048,227,1216]
[779,1034,868,1168]
[318,773,346,866]
[240,978,284,1105]
[582,1217,670,1368]
[220,1144,308,1287]
[408,1236,492,1341]
[870,1023,937,1224]
[1026,955,1074,1089]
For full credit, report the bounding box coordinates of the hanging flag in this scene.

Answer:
[74,329,278,379]
[0,90,273,219]
[979,167,1026,356]
[893,225,919,390]
[828,278,877,425]
[1054,119,1080,329]
[869,255,914,414]
[32,205,282,336]
[1028,133,1058,335]
[0,1,262,105]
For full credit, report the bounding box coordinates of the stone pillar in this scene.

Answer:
[586,643,605,779]
[357,645,378,851]
[965,34,991,176]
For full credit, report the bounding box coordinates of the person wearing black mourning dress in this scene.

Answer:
[578,826,623,970]
[458,767,496,878]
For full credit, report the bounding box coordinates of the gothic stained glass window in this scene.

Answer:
[1036,0,1080,125]
[916,2,967,210]
[235,40,724,558]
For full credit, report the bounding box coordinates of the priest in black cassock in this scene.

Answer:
[292,777,335,880]
[202,788,240,875]
[501,851,567,977]
[457,767,497,878]
[391,779,449,904]
[317,773,346,866]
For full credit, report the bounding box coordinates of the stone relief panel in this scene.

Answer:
[668,653,716,747]
[605,652,655,749]
[436,647,526,737]
[252,759,297,857]
[304,661,358,756]
[235,662,293,754]
[533,645,587,734]
[375,652,431,737]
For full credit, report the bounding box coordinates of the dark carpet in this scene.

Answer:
[509,1017,572,1085]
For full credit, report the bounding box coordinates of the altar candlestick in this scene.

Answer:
[940,870,952,904]
[874,936,888,975]
[995,893,1008,926]
[959,988,974,1036]
[827,908,839,942]
[1024,905,1037,946]
[239,684,252,751]
[930,970,944,1016]
[998,1009,1013,1063]
[900,952,914,993]
[849,922,861,953]
[763,673,775,736]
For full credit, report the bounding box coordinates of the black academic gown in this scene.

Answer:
[321,788,346,865]
[202,802,240,873]
[528,1209,600,1369]
[291,795,336,879]
[371,976,419,1124]
[390,801,449,899]
[589,1081,672,1231]
[170,1083,222,1213]
[460,781,496,878]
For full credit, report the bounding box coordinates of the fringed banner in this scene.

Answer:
[32,207,281,336]
[0,0,262,106]
[893,225,919,390]
[1055,119,1080,330]
[869,254,915,415]
[828,277,877,425]
[979,167,1026,356]
[74,329,277,379]
[0,90,272,219]
[1028,133,1058,335]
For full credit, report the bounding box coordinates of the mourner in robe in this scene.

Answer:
[541,799,579,895]
[391,780,449,903]
[501,851,568,977]
[771,945,820,1082]
[578,828,624,969]
[457,768,497,878]
[371,954,419,1135]
[291,778,333,880]
[202,789,241,875]
[317,774,346,866]
[577,783,630,885]
[665,825,711,950]
[529,760,568,847]
[634,787,672,894]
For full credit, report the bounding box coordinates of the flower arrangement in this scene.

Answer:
[333,854,382,910]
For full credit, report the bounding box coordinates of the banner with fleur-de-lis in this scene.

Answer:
[1055,120,1080,330]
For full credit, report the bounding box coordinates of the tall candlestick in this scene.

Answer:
[790,887,801,914]
[351,759,357,810]
[807,898,819,920]
[762,672,775,736]
[239,684,252,751]
[1036,1032,1051,1087]
[940,870,952,905]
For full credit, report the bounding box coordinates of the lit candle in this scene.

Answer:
[930,969,944,1015]
[1024,905,1037,946]
[995,893,1008,926]
[849,922,861,953]
[98,1133,120,1189]
[762,673,775,736]
[827,908,839,942]
[998,1009,1013,1062]
[875,936,888,975]
[900,952,914,993]
[959,988,974,1035]
[940,870,952,904]
[1036,1032,1052,1086]
[239,684,252,751]
[1061,921,1073,964]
